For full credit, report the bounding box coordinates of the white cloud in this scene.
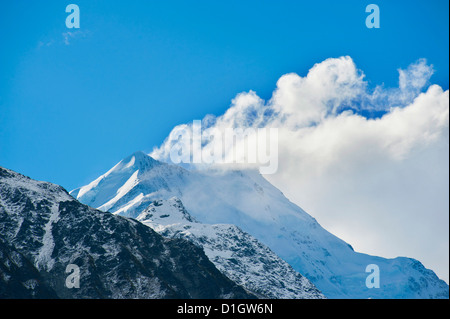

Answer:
[151,56,449,282]
[271,56,366,126]
[398,58,434,100]
[62,30,89,45]
[36,30,90,49]
[363,58,435,111]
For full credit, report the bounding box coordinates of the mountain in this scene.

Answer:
[0,236,58,298]
[136,197,324,299]
[71,151,449,299]
[0,166,254,299]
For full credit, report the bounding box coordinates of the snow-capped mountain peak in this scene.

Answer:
[71,151,450,299]
[69,152,166,212]
[118,151,162,171]
[0,166,254,299]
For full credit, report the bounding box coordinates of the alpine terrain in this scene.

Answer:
[0,166,255,299]
[136,197,324,299]
[71,151,449,299]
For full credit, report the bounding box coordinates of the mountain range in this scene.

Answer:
[1,150,448,299]
[0,166,255,299]
[70,151,449,299]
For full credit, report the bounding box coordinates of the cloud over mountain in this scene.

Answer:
[151,56,449,282]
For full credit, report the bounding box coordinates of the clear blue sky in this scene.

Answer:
[0,0,448,191]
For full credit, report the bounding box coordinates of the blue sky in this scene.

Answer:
[0,0,448,191]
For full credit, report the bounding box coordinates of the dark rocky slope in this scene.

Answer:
[0,166,254,299]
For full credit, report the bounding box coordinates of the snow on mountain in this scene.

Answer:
[71,151,449,299]
[136,197,325,299]
[0,236,58,298]
[0,166,254,299]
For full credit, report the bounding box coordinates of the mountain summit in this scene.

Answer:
[71,151,449,299]
[0,166,254,299]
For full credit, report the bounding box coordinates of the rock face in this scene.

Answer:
[0,237,57,298]
[72,151,449,299]
[137,198,325,299]
[0,166,254,299]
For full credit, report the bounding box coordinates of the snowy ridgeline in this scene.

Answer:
[71,151,449,299]
[137,198,324,299]
[0,166,254,299]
